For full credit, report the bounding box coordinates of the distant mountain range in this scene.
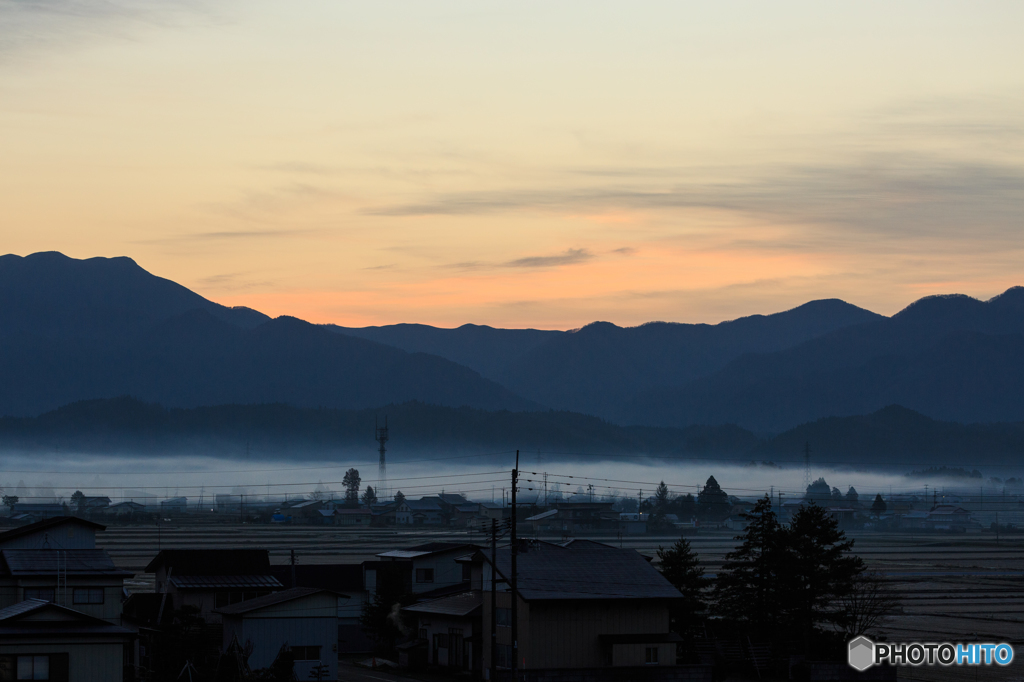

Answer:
[2,251,1024,437]
[3,398,1023,469]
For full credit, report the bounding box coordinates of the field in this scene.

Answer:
[99,525,1024,681]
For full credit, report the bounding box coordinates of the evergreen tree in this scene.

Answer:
[845,486,859,504]
[831,487,844,503]
[70,490,86,514]
[804,477,831,504]
[394,490,406,507]
[657,538,711,631]
[870,494,887,515]
[781,503,865,645]
[697,476,730,520]
[714,496,784,632]
[361,485,378,506]
[343,468,361,505]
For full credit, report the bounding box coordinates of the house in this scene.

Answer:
[104,501,146,517]
[396,498,444,525]
[0,518,131,624]
[451,503,483,528]
[10,503,65,520]
[269,563,373,653]
[78,496,112,513]
[724,515,750,531]
[403,590,482,673]
[159,497,188,514]
[0,599,135,682]
[526,509,559,534]
[335,508,372,526]
[927,505,972,530]
[370,543,478,597]
[475,540,691,677]
[145,549,284,623]
[479,502,509,522]
[280,499,324,523]
[216,587,346,680]
[549,502,619,533]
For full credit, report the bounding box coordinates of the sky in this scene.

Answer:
[2,1,1023,329]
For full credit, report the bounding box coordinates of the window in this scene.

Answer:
[10,653,68,681]
[495,645,514,669]
[72,588,104,605]
[290,646,321,661]
[645,647,659,665]
[496,607,511,627]
[415,568,434,583]
[23,588,54,602]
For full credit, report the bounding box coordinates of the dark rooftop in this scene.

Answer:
[0,517,105,547]
[269,564,363,591]
[214,587,343,615]
[145,548,271,574]
[170,575,282,590]
[0,599,134,637]
[404,590,481,618]
[0,549,133,577]
[488,541,682,601]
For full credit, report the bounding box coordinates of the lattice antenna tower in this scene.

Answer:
[803,441,811,490]
[375,416,389,502]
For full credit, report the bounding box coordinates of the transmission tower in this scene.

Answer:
[803,441,811,489]
[375,416,389,503]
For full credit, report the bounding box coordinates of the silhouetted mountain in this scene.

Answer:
[331,300,881,419]
[326,323,560,382]
[0,251,268,336]
[760,405,1024,468]
[627,288,1024,432]
[0,397,761,458]
[0,253,536,416]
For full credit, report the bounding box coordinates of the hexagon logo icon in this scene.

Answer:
[848,636,875,671]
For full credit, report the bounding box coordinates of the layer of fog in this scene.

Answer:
[0,450,1013,506]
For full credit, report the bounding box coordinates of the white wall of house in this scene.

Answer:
[0,641,124,682]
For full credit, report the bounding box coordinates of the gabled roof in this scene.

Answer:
[402,499,442,511]
[487,541,681,601]
[404,590,481,617]
[145,549,271,574]
[0,599,134,637]
[213,587,345,615]
[377,542,478,560]
[0,549,134,577]
[526,510,558,521]
[0,517,105,547]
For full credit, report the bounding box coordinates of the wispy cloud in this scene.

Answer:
[504,248,592,268]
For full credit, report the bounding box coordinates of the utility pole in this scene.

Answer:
[511,450,519,678]
[803,441,811,490]
[490,518,497,682]
[376,416,389,502]
[638,489,643,519]
[290,549,297,589]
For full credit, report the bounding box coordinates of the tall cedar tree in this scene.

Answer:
[782,503,864,645]
[394,490,406,506]
[343,468,361,505]
[870,494,887,515]
[361,485,378,506]
[657,538,711,631]
[714,496,784,632]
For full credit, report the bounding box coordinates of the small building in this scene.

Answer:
[145,549,284,623]
[0,517,105,551]
[104,501,146,517]
[525,509,559,533]
[403,590,482,673]
[335,508,372,526]
[476,539,689,676]
[0,599,135,682]
[269,563,373,654]
[370,543,477,597]
[724,515,750,531]
[79,496,112,513]
[396,498,444,525]
[216,587,346,681]
[159,497,188,514]
[10,503,65,520]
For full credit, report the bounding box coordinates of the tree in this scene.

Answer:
[839,572,901,639]
[70,490,86,514]
[361,562,411,654]
[657,538,711,631]
[830,487,844,503]
[361,486,378,506]
[394,490,406,507]
[2,495,18,511]
[672,493,697,521]
[781,503,865,645]
[870,494,887,516]
[697,476,730,520]
[805,477,831,504]
[714,496,785,632]
[343,468,361,505]
[845,487,859,504]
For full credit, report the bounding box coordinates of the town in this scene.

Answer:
[2,464,1019,681]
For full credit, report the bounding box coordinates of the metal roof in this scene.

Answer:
[526,510,558,521]
[0,598,50,620]
[169,575,283,590]
[0,549,133,577]
[0,517,105,547]
[489,542,682,602]
[0,599,134,637]
[214,587,344,615]
[378,543,478,560]
[404,590,481,618]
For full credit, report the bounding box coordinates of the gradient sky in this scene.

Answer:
[3,1,1023,329]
